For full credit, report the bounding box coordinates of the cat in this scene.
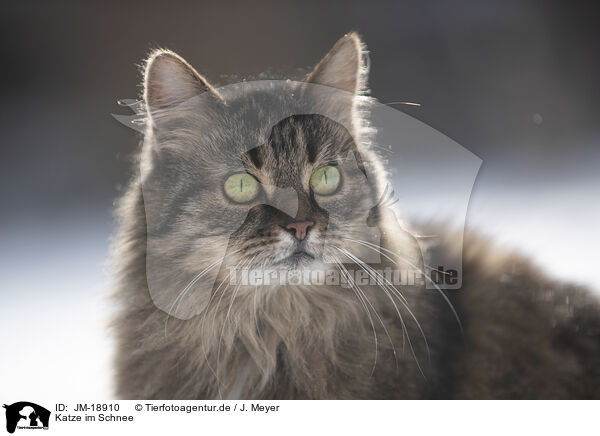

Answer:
[111,33,600,399]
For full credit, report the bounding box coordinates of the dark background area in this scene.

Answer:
[1,1,599,224]
[0,0,599,398]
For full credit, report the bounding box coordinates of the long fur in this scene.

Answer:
[111,33,600,399]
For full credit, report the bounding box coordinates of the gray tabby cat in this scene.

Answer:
[112,33,600,399]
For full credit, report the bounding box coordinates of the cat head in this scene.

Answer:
[139,34,395,319]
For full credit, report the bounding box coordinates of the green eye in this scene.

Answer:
[310,165,341,195]
[224,173,260,203]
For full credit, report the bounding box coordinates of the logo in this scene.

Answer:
[3,402,50,433]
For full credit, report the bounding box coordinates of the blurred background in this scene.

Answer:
[1,1,598,399]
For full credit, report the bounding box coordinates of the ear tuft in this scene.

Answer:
[305,32,368,94]
[143,49,220,111]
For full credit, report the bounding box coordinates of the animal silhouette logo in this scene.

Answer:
[3,402,50,433]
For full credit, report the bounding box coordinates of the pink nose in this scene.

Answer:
[285,221,315,241]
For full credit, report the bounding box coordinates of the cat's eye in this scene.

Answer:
[310,165,341,196]
[224,173,260,203]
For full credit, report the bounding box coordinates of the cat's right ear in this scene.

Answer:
[305,32,368,95]
[143,49,222,116]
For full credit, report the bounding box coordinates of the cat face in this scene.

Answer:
[210,113,377,271]
[140,34,386,318]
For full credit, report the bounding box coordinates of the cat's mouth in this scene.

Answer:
[275,249,315,267]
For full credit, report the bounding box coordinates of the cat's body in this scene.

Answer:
[112,33,600,399]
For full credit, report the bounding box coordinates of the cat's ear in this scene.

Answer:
[143,49,221,112]
[305,32,368,94]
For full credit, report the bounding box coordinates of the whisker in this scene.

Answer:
[335,254,399,374]
[333,231,449,277]
[385,101,421,107]
[338,246,430,370]
[216,254,258,399]
[208,257,252,394]
[335,246,408,354]
[344,237,464,338]
[164,248,243,336]
[330,255,379,376]
[335,246,427,378]
[374,184,390,208]
[253,283,263,341]
[199,263,240,379]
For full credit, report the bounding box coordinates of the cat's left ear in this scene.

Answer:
[305,32,368,95]
[143,49,222,114]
